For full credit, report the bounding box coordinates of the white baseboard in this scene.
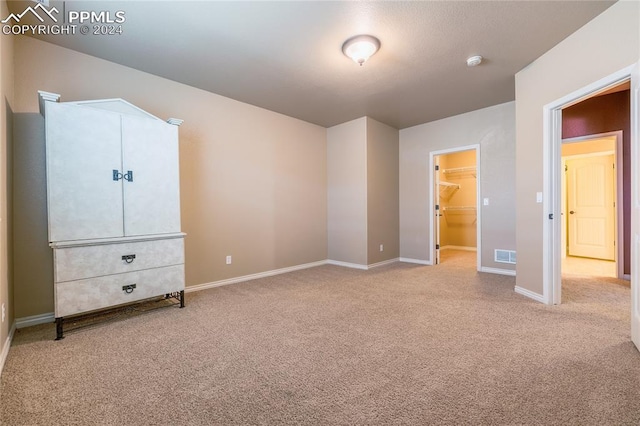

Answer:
[186,260,328,293]
[367,258,399,269]
[399,257,432,266]
[1,321,16,377]
[15,312,55,329]
[441,245,477,252]
[514,286,546,303]
[326,260,369,270]
[327,258,400,270]
[479,266,516,276]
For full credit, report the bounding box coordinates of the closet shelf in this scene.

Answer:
[438,181,460,200]
[443,166,476,178]
[442,206,477,224]
[443,206,476,214]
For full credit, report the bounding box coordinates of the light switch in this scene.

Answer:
[536,192,543,203]
[483,198,489,206]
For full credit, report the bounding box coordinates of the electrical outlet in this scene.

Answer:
[1,303,5,323]
[226,255,232,265]
[379,244,384,252]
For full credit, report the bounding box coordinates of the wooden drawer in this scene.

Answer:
[54,237,184,282]
[55,264,184,318]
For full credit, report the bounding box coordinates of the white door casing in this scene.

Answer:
[566,154,615,260]
[630,61,639,350]
[561,158,567,258]
[434,157,441,264]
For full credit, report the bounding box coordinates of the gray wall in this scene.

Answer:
[367,118,399,265]
[327,117,400,267]
[13,35,328,318]
[12,114,52,318]
[0,0,14,364]
[515,1,639,296]
[327,118,368,265]
[399,101,516,271]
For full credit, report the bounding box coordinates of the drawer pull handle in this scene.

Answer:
[122,284,136,294]
[122,254,136,264]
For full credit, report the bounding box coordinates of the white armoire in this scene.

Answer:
[39,91,186,339]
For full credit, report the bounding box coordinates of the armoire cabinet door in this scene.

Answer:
[121,114,181,236]
[46,102,125,242]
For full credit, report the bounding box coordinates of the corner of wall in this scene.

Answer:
[0,320,16,377]
[1,0,16,374]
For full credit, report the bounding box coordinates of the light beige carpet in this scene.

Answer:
[1,251,639,425]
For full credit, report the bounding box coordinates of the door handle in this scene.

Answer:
[569,211,576,214]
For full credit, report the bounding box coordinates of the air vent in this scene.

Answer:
[495,249,516,264]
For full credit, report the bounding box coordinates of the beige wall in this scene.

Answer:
[327,117,400,267]
[515,1,640,295]
[327,117,367,265]
[400,101,515,270]
[13,36,327,318]
[6,1,634,323]
[366,118,399,264]
[12,114,51,317]
[1,0,15,362]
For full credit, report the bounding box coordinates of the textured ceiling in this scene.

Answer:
[9,1,615,129]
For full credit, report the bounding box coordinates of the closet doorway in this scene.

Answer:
[431,145,480,268]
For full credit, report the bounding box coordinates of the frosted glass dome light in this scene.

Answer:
[342,35,381,66]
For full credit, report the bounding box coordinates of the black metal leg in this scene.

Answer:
[179,290,185,308]
[55,317,64,340]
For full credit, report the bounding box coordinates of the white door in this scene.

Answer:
[566,155,615,260]
[46,102,124,241]
[122,115,181,236]
[434,158,441,265]
[631,62,639,351]
[561,158,567,258]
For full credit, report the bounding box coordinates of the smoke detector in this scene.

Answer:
[466,55,483,67]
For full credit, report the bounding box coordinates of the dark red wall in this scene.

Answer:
[562,90,630,274]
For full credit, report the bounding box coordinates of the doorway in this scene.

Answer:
[543,63,639,350]
[430,145,480,268]
[543,66,636,296]
[541,62,640,356]
[561,132,623,279]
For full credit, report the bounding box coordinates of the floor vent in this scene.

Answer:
[495,249,516,264]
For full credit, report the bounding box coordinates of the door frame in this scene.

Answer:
[428,144,481,270]
[562,131,624,278]
[543,64,636,306]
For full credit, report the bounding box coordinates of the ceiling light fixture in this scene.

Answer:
[342,35,381,66]
[466,55,483,67]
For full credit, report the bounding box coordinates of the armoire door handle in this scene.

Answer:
[113,170,134,182]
